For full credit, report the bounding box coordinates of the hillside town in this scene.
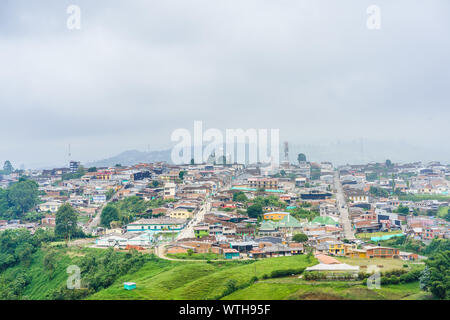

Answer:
[1,156,449,272]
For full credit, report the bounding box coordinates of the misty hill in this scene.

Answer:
[84,140,449,169]
[86,149,171,168]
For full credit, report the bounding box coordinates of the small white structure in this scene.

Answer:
[95,233,128,247]
[38,201,62,213]
[306,263,360,273]
[95,232,153,247]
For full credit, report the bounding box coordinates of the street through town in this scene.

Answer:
[334,171,356,240]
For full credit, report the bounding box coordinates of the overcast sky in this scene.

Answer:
[0,0,449,168]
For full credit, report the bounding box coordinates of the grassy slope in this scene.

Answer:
[1,247,432,301]
[223,280,430,300]
[437,206,449,218]
[90,255,317,300]
[1,247,76,300]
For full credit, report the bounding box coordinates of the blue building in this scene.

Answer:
[126,218,187,235]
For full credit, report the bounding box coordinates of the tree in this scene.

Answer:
[297,153,306,163]
[6,179,39,217]
[151,180,160,188]
[306,250,313,262]
[256,187,266,194]
[247,204,263,218]
[394,205,409,215]
[55,204,78,241]
[419,250,449,299]
[3,161,14,174]
[292,233,308,243]
[280,170,286,177]
[445,211,450,222]
[87,167,97,172]
[179,171,187,181]
[366,172,378,182]
[190,158,195,165]
[233,191,248,203]
[43,250,58,279]
[101,205,119,228]
[369,186,389,198]
[105,189,115,201]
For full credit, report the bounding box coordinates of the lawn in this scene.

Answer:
[437,206,449,218]
[398,194,450,202]
[223,279,429,300]
[222,282,301,300]
[77,215,90,223]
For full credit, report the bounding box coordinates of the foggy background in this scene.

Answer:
[0,0,449,168]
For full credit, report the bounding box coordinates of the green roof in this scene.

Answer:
[311,216,338,226]
[259,220,278,231]
[277,214,303,228]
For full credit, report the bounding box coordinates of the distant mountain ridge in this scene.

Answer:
[84,140,450,169]
[86,149,172,167]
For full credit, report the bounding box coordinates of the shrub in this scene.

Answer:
[270,267,305,279]
[380,276,390,285]
[304,272,327,281]
[358,272,369,280]
[390,275,400,284]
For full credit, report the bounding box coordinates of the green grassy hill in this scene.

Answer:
[0,246,433,300]
[222,280,430,300]
[90,255,317,300]
[0,246,77,300]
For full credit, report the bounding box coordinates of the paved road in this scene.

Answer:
[176,197,211,240]
[175,178,231,241]
[334,171,356,240]
[85,192,120,233]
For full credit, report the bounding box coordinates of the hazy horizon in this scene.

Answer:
[1,0,449,169]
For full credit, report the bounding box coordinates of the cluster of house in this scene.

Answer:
[166,236,305,260]
[2,161,242,232]
[0,220,38,233]
[337,162,449,240]
[407,216,450,240]
[2,158,448,266]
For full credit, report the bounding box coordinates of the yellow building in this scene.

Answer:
[328,242,345,255]
[169,209,194,219]
[344,243,357,255]
[263,211,289,221]
[346,249,367,258]
[329,242,358,256]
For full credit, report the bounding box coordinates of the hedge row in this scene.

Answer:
[264,267,306,279]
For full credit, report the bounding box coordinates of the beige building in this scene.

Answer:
[169,209,194,219]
